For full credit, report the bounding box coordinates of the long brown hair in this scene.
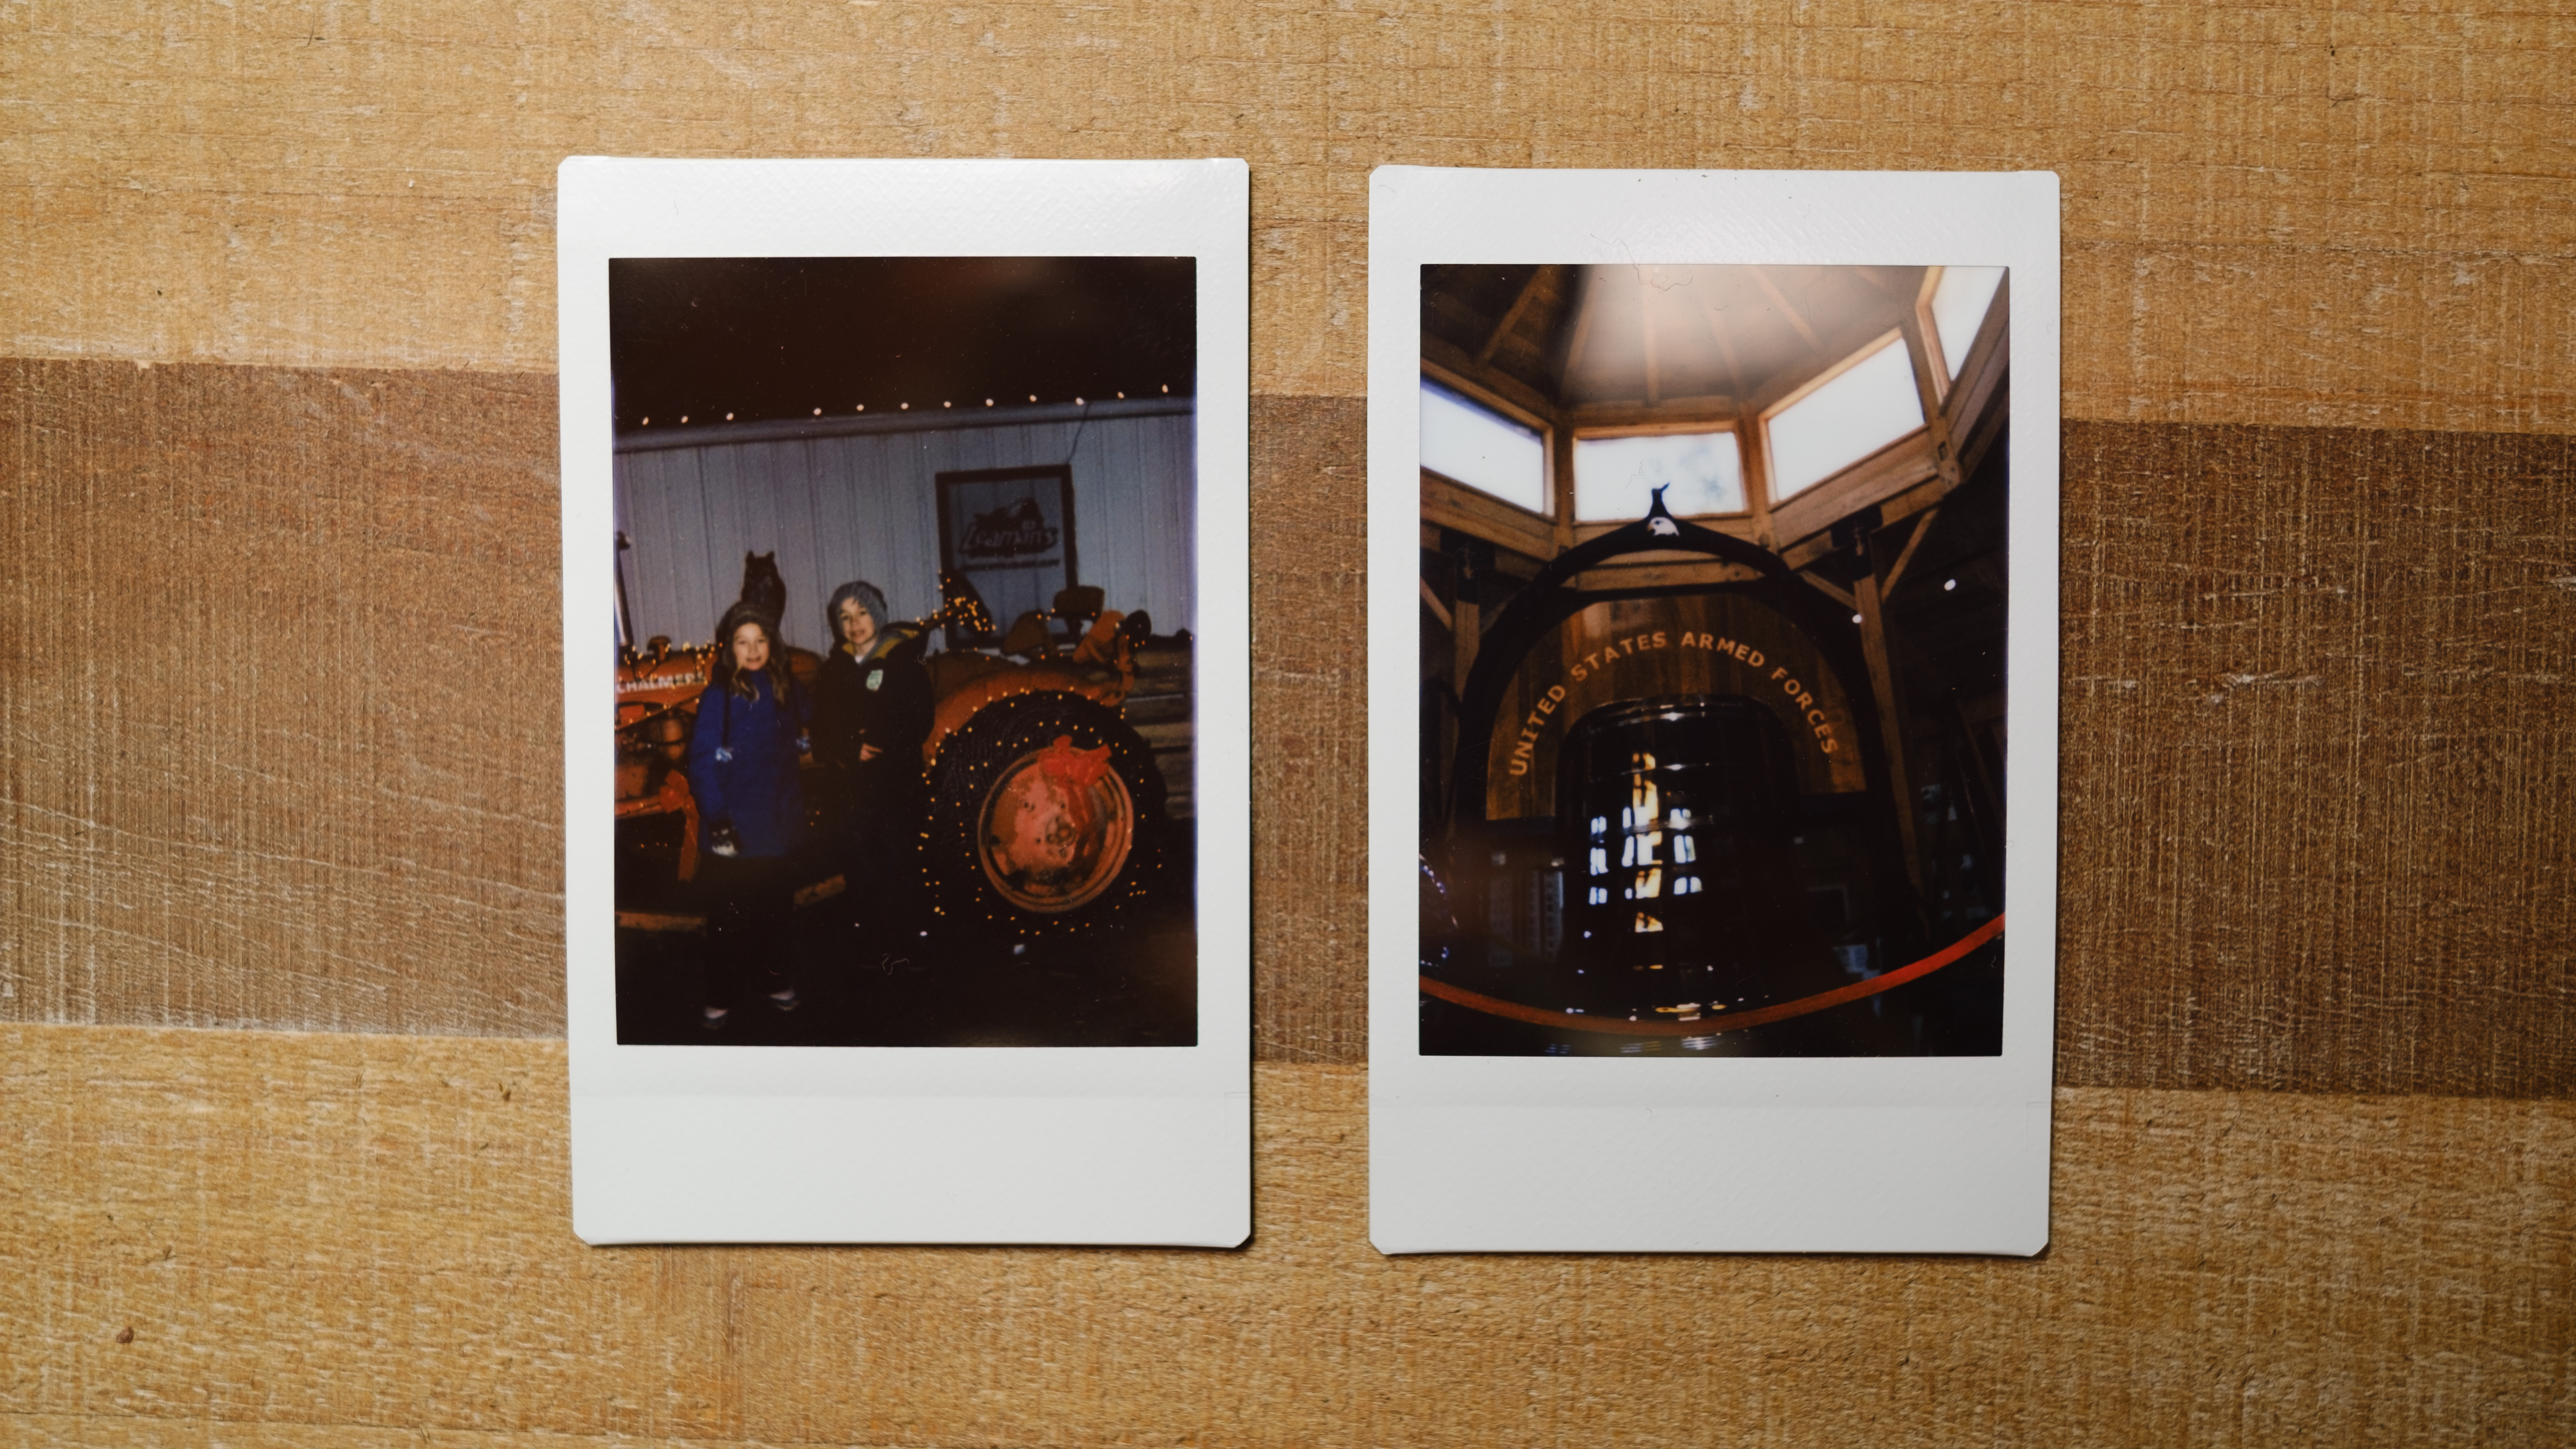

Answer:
[711,603,792,702]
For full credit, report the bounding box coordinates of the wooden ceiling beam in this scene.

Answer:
[1879,506,1939,596]
[1799,570,1858,610]
[1638,269,1662,404]
[1564,395,1740,429]
[1749,265,1825,353]
[1552,266,1601,396]
[1699,292,1749,403]
[1854,265,1921,301]
[1477,265,1552,366]
[1421,335,1561,425]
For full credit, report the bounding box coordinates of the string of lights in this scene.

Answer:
[633,383,1176,429]
[612,256,1192,432]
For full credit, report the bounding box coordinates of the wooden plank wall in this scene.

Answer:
[614,407,1202,652]
[3,3,2570,1444]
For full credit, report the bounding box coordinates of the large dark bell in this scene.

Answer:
[1550,696,1846,1018]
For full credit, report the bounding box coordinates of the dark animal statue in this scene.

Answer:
[736,551,788,624]
[731,548,823,693]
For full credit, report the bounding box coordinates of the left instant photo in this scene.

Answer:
[559,158,1250,1245]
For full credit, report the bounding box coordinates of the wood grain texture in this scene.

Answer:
[2059,420,2576,1094]
[1251,397,1368,1065]
[7,8,2570,1440]
[7,366,2573,1092]
[2,1023,2571,1447]
[0,359,566,1036]
[6,1,2574,431]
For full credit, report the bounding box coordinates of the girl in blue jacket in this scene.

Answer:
[687,602,812,1028]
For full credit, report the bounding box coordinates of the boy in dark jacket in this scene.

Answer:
[813,581,933,952]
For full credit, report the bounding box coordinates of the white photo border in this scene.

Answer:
[559,158,1251,1246]
[1368,168,2061,1254]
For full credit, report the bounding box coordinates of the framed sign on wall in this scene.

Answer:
[937,464,1079,644]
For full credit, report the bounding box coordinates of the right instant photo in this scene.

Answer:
[1416,261,2010,1058]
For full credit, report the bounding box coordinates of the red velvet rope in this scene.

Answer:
[1418,913,2006,1038]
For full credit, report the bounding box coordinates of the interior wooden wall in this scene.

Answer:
[4,3,2569,1444]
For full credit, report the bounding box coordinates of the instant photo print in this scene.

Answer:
[560,159,1250,1246]
[1370,168,2061,1254]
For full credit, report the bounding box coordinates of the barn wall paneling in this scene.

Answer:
[613,404,1197,651]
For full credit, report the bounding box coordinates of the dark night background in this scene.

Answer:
[608,256,1197,433]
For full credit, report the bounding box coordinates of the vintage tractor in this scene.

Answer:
[614,572,1175,943]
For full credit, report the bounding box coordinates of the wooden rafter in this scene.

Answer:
[1880,506,1938,596]
[1638,269,1662,403]
[1854,563,1924,894]
[1700,293,1748,401]
[1554,267,1600,393]
[1477,265,1551,366]
[1852,265,1908,299]
[1418,575,1455,631]
[1798,570,1857,610]
[1749,265,1824,352]
[1421,337,1558,424]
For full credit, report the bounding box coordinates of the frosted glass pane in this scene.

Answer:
[1930,266,2005,379]
[1421,380,1547,514]
[1765,337,1926,501]
[1574,431,1744,521]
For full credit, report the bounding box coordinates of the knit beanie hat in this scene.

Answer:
[824,580,889,648]
[716,599,781,648]
[712,600,783,696]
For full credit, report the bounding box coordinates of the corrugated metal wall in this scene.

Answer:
[613,400,1196,652]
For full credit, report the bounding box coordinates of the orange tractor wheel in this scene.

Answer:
[920,690,1171,945]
